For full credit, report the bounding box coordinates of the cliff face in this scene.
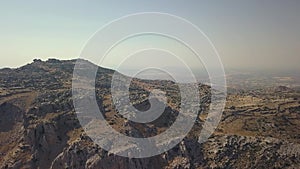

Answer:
[0,59,299,169]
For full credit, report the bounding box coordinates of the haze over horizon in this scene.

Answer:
[1,0,300,71]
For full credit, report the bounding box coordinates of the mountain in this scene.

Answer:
[0,59,299,169]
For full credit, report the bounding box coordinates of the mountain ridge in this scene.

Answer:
[0,59,299,168]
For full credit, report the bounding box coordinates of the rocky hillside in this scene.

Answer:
[0,59,299,169]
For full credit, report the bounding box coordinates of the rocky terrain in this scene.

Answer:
[0,59,299,169]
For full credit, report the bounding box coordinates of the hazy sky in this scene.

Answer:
[0,0,299,71]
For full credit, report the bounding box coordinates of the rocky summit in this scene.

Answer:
[0,59,299,169]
